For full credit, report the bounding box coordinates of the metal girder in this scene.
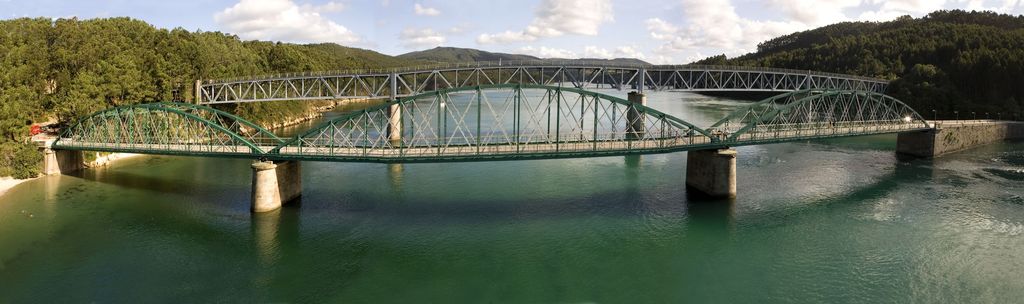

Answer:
[197,62,890,104]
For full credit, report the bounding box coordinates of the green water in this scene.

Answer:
[2,91,1023,303]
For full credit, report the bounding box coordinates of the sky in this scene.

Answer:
[3,0,1023,63]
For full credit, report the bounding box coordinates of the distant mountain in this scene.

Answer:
[398,47,651,65]
[397,47,540,63]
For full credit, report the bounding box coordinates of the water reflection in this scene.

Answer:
[251,206,302,267]
[624,154,642,169]
[685,200,736,238]
[387,163,404,190]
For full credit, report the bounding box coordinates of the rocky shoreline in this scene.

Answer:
[85,152,144,168]
[261,101,341,129]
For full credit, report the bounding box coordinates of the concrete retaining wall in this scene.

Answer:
[897,122,1024,158]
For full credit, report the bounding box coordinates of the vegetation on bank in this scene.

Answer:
[0,17,421,177]
[696,10,1024,120]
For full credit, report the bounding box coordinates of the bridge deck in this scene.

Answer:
[55,123,928,162]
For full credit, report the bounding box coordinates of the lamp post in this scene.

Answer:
[972,112,976,122]
[954,110,959,125]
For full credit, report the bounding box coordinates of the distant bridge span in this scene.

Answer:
[196,61,889,104]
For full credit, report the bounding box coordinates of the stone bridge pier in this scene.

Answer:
[626,91,646,139]
[686,148,738,199]
[251,161,302,212]
[36,138,84,175]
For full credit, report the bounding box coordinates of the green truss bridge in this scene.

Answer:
[51,84,932,212]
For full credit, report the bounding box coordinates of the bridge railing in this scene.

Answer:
[272,132,713,159]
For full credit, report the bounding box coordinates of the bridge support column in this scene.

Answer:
[194,79,202,104]
[251,161,302,213]
[626,91,646,139]
[39,146,83,176]
[686,148,737,199]
[387,103,402,142]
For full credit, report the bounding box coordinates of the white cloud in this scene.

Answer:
[479,30,537,44]
[858,0,950,21]
[646,0,846,63]
[770,0,861,25]
[215,0,360,44]
[306,1,345,13]
[399,27,446,49]
[517,46,578,58]
[650,55,676,65]
[414,3,441,16]
[583,46,646,59]
[615,46,646,59]
[583,46,614,58]
[448,24,470,35]
[478,0,613,44]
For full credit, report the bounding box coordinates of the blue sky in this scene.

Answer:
[3,0,1023,63]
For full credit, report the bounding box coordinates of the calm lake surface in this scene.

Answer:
[2,90,1023,303]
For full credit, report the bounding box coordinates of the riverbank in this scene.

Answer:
[242,98,379,134]
[0,176,32,198]
[0,152,146,198]
[86,152,145,168]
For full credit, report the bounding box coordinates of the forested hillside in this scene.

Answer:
[0,17,420,178]
[697,10,1024,120]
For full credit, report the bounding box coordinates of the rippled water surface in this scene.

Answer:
[2,90,1023,303]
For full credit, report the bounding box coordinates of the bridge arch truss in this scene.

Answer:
[268,84,716,162]
[53,102,283,157]
[708,90,931,145]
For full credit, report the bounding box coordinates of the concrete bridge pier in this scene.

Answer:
[686,148,737,199]
[41,147,84,175]
[35,138,84,175]
[387,103,402,142]
[626,91,646,139]
[251,161,302,213]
